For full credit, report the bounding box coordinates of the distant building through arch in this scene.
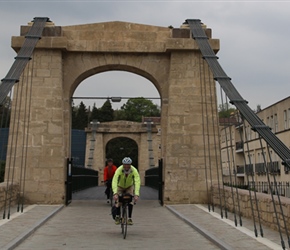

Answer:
[84,120,161,185]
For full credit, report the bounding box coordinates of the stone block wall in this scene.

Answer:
[213,185,290,233]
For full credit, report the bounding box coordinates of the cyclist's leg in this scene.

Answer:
[125,186,134,225]
[114,187,124,225]
[115,187,125,217]
[105,181,110,199]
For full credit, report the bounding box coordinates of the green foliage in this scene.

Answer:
[113,109,127,121]
[218,103,236,118]
[98,99,114,122]
[73,102,89,130]
[71,103,78,129]
[71,98,160,128]
[90,103,100,122]
[118,97,160,122]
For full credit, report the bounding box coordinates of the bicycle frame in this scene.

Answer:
[118,194,133,239]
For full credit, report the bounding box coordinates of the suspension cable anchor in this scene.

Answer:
[229,99,248,104]
[213,76,231,81]
[202,55,219,59]
[1,78,19,82]
[14,56,32,60]
[252,125,271,132]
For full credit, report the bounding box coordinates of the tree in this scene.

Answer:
[71,103,78,129]
[218,103,236,118]
[113,109,126,121]
[74,102,89,129]
[119,97,160,122]
[99,99,114,122]
[90,103,100,122]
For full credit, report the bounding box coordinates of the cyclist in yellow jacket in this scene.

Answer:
[112,157,141,225]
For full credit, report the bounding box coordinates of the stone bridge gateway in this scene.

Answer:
[85,120,161,186]
[4,19,220,205]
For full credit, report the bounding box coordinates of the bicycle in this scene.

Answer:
[118,193,134,239]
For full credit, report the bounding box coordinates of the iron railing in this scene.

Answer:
[248,181,290,197]
[72,166,98,192]
[144,167,159,190]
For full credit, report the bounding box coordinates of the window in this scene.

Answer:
[284,110,287,129]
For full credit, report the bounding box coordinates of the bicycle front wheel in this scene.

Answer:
[120,208,124,234]
[122,204,128,239]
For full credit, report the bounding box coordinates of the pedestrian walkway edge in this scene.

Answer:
[166,205,234,250]
[2,205,64,250]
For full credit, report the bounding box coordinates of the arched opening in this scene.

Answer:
[69,70,161,202]
[70,70,161,169]
[106,137,138,169]
[72,70,161,111]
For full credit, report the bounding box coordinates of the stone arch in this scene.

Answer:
[86,120,158,185]
[69,63,164,99]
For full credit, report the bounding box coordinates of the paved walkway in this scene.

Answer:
[0,186,288,250]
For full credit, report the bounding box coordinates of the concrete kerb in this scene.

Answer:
[1,205,64,250]
[166,205,234,250]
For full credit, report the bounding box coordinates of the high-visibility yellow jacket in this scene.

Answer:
[112,165,141,196]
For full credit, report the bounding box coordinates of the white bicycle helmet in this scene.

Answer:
[122,157,132,164]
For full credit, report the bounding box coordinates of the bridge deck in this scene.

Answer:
[0,186,286,250]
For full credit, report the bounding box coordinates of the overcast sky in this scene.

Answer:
[0,0,289,110]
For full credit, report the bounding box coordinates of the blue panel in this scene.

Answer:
[71,129,86,167]
[0,128,9,161]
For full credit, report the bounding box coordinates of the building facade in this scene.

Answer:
[220,97,290,189]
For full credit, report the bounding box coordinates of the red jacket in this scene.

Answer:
[103,165,117,181]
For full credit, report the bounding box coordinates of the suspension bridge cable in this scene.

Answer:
[239,115,261,237]
[21,55,35,212]
[202,60,215,212]
[220,89,238,226]
[186,19,290,170]
[3,82,21,219]
[0,17,49,104]
[208,75,224,218]
[0,96,9,157]
[0,95,11,187]
[7,70,26,219]
[17,60,30,212]
[199,56,211,212]
[225,96,243,226]
[266,145,290,248]
[259,137,285,249]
